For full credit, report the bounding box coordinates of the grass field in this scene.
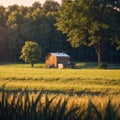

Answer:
[0,63,120,96]
[0,63,120,119]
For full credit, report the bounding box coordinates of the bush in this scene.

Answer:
[98,62,108,69]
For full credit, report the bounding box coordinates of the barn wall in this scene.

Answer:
[45,55,57,67]
[57,57,70,63]
[46,54,70,67]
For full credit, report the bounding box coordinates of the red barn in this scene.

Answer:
[45,52,70,68]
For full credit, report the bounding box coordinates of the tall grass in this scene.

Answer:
[0,90,120,120]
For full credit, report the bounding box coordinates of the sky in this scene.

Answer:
[0,0,61,7]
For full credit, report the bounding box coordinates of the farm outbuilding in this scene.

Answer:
[45,52,71,68]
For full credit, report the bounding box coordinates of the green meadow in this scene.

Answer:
[0,63,120,95]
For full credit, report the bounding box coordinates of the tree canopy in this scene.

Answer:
[0,0,120,64]
[20,41,42,67]
[56,0,120,64]
[43,0,60,13]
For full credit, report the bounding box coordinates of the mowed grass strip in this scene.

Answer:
[0,64,120,95]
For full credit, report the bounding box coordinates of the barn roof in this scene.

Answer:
[45,52,70,59]
[51,52,70,57]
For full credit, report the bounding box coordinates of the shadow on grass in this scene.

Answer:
[75,62,98,69]
[76,62,120,69]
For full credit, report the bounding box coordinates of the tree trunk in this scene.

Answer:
[31,62,34,67]
[94,44,101,65]
[97,51,101,65]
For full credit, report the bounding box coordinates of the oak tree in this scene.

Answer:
[56,0,120,64]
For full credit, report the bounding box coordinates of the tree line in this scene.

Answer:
[0,0,120,63]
